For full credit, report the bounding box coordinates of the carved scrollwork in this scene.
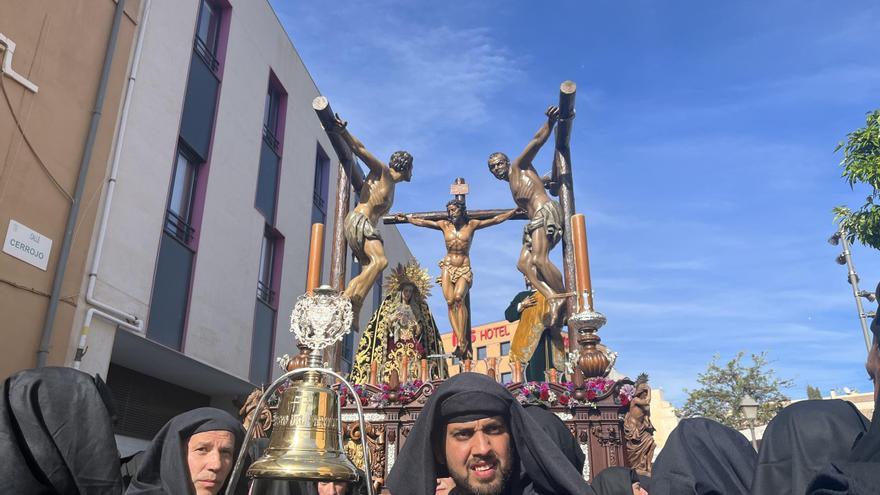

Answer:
[591,424,621,466]
[343,422,386,488]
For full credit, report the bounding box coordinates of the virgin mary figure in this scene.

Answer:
[349,260,449,384]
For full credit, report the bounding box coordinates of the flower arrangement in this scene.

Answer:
[561,381,596,409]
[516,381,557,408]
[618,383,636,407]
[583,377,616,401]
[372,379,427,407]
[340,383,373,407]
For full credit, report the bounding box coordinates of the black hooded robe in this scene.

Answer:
[125,407,249,495]
[0,366,123,494]
[522,405,585,473]
[751,399,868,495]
[806,319,880,495]
[385,372,595,495]
[650,417,757,495]
[590,467,639,495]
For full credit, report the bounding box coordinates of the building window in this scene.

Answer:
[372,278,383,310]
[263,86,282,151]
[350,256,361,281]
[341,332,354,372]
[311,145,330,224]
[256,230,276,305]
[500,341,510,357]
[500,372,512,384]
[251,226,283,384]
[477,346,487,361]
[451,354,460,365]
[194,0,221,71]
[165,147,198,244]
[250,295,275,385]
[255,74,286,224]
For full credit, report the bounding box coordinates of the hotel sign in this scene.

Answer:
[3,219,52,271]
[451,323,511,346]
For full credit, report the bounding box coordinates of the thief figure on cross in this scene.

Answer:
[327,112,413,321]
[389,178,519,361]
[488,105,568,330]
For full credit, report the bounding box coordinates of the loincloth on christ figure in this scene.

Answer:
[522,199,563,251]
[437,257,473,285]
[344,210,383,265]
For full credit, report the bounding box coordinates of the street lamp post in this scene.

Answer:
[829,227,876,353]
[739,394,759,451]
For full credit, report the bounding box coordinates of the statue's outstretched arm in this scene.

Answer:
[330,114,386,175]
[474,208,518,229]
[398,214,442,230]
[513,106,559,170]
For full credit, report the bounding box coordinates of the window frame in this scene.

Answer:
[165,145,199,246]
[193,0,221,72]
[500,341,511,357]
[477,346,487,361]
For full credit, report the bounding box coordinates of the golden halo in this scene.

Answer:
[384,259,433,298]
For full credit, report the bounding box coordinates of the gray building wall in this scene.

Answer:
[68,0,413,427]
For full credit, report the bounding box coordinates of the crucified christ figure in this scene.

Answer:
[395,201,517,359]
[488,105,567,329]
[329,114,413,319]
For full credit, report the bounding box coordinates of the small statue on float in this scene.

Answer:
[624,373,655,475]
[349,260,448,384]
[505,277,566,381]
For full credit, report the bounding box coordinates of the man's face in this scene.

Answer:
[317,481,349,495]
[443,416,513,495]
[187,430,235,495]
[447,204,463,223]
[488,157,509,181]
[866,337,880,401]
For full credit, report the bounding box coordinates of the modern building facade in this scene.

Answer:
[1,0,412,452]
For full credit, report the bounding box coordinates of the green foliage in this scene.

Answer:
[678,352,793,430]
[806,384,823,400]
[835,110,880,249]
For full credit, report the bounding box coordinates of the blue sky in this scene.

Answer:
[271,0,880,405]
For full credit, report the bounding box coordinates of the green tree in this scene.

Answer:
[678,352,794,430]
[806,384,822,400]
[834,110,880,249]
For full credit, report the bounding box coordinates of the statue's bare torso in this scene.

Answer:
[437,220,478,267]
[508,163,552,217]
[354,168,396,224]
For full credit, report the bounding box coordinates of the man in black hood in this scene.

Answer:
[126,407,249,495]
[385,372,594,495]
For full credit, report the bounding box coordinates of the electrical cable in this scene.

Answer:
[0,74,73,202]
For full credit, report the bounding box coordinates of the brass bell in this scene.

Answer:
[247,377,359,482]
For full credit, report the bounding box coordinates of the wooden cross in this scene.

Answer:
[383,178,527,361]
[383,178,528,224]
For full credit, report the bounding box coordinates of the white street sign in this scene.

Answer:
[3,219,52,271]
